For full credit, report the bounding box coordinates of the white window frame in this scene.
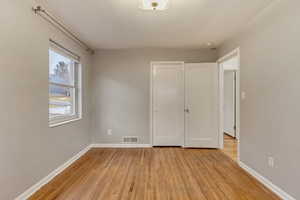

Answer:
[48,43,82,127]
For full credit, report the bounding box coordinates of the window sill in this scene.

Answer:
[49,117,82,128]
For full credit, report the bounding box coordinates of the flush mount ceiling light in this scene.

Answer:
[140,0,169,11]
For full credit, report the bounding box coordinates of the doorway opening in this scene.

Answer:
[218,48,240,162]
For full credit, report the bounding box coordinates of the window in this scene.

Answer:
[49,46,81,127]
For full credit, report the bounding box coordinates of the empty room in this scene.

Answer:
[1,0,299,199]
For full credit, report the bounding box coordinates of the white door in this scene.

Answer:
[185,63,219,148]
[224,71,236,137]
[152,62,184,146]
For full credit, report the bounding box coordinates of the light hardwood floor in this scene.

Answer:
[222,134,238,161]
[29,148,280,200]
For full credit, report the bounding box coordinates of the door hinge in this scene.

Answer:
[184,108,190,113]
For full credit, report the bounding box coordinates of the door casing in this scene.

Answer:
[217,47,241,162]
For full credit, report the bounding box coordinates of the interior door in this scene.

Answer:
[152,62,184,146]
[224,71,236,137]
[185,63,219,148]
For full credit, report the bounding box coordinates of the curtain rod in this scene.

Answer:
[50,39,81,60]
[32,5,94,54]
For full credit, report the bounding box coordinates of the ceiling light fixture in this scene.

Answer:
[140,0,169,11]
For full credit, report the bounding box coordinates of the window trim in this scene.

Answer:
[49,45,82,128]
[49,117,82,128]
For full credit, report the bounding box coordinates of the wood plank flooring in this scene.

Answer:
[222,134,238,161]
[29,148,280,200]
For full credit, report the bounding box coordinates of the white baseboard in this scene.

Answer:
[90,143,152,148]
[15,145,92,200]
[238,161,296,200]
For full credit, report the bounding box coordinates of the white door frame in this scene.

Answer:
[150,61,185,146]
[217,48,241,161]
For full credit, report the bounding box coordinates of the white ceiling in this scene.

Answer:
[37,0,275,49]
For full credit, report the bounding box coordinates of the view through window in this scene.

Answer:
[49,48,81,126]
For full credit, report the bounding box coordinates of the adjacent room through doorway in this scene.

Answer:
[219,49,240,161]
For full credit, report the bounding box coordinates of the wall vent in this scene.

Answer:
[123,137,138,143]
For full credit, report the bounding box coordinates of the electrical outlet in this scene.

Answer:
[241,91,246,100]
[268,157,274,168]
[107,129,112,135]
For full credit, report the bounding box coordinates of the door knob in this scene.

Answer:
[185,108,190,113]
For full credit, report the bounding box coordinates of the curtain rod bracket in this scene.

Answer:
[32,6,45,14]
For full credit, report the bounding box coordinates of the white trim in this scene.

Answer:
[90,143,152,148]
[218,62,225,149]
[218,48,240,63]
[239,161,296,200]
[77,63,83,120]
[15,145,91,200]
[217,48,241,162]
[150,61,185,147]
[49,117,82,128]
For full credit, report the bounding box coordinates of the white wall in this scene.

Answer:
[0,1,92,199]
[219,0,300,199]
[91,49,217,144]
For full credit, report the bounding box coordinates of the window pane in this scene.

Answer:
[49,49,74,86]
[49,84,75,119]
